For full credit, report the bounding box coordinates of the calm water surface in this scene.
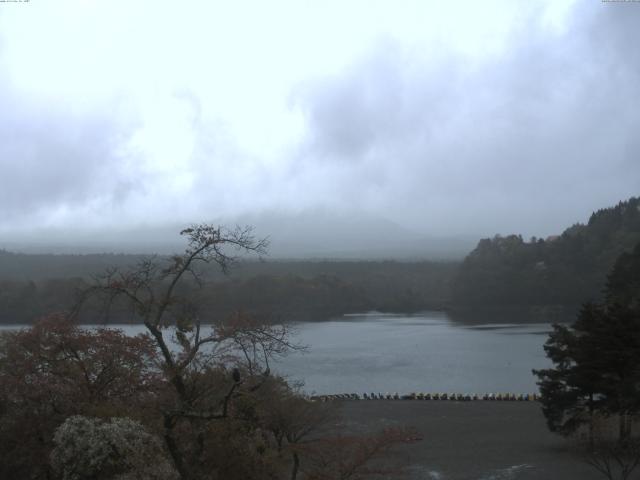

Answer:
[274,312,552,395]
[2,311,552,395]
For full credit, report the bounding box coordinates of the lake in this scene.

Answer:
[1,311,553,395]
[274,312,552,395]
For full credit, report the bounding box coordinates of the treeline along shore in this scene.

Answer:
[0,257,457,324]
[1,196,638,325]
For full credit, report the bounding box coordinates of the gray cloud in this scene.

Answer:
[0,91,139,224]
[1,2,639,252]
[290,3,640,237]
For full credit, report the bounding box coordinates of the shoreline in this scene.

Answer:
[312,393,540,401]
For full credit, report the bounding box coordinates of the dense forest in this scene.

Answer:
[0,255,457,324]
[1,196,639,324]
[452,197,640,308]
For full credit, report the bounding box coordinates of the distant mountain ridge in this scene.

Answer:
[452,196,640,307]
[1,210,476,260]
[2,199,638,323]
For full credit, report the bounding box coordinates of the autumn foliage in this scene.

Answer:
[0,224,419,480]
[0,315,160,479]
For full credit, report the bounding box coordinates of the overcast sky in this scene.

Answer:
[0,0,639,252]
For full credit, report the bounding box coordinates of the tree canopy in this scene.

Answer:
[454,197,640,307]
[533,241,640,442]
[0,224,419,480]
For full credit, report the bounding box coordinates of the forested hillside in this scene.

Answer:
[0,258,457,324]
[3,197,639,323]
[453,197,640,307]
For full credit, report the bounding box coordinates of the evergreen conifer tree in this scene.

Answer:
[534,242,640,443]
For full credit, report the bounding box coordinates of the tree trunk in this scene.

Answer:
[589,394,594,451]
[290,451,300,480]
[164,414,187,479]
[619,413,630,443]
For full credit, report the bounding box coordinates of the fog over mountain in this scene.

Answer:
[2,210,476,259]
[1,1,639,257]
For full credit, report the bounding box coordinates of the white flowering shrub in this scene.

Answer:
[50,416,178,480]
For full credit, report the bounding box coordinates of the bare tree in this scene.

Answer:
[577,416,640,480]
[255,379,337,480]
[300,427,422,480]
[583,438,640,480]
[68,224,420,480]
[74,224,302,478]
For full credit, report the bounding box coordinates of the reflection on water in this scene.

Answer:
[448,306,576,326]
[273,311,553,395]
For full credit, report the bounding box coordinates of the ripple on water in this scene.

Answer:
[479,464,534,479]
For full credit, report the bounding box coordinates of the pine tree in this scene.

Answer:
[534,242,640,443]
